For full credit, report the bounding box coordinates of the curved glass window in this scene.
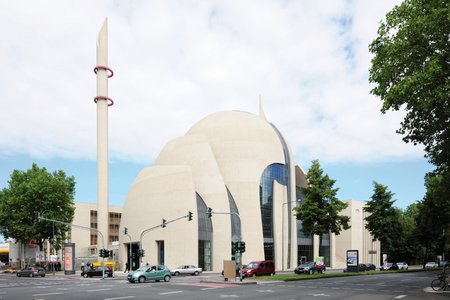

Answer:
[197,193,212,271]
[260,163,288,260]
[226,186,241,241]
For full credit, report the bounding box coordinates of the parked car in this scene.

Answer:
[16,266,46,277]
[344,264,367,272]
[397,262,409,270]
[242,260,275,277]
[294,261,316,275]
[81,266,113,278]
[127,265,171,283]
[315,262,326,273]
[170,265,202,276]
[380,262,399,271]
[425,262,438,268]
[365,263,376,271]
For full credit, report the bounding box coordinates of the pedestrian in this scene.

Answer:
[81,261,85,272]
[124,262,129,273]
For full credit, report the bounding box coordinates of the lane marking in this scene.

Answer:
[159,291,183,295]
[31,292,64,296]
[395,296,407,299]
[87,288,112,292]
[105,297,135,300]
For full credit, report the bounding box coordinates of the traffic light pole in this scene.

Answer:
[138,212,193,268]
[123,228,132,272]
[207,210,243,282]
[37,213,107,279]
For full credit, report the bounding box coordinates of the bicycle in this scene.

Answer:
[431,271,449,291]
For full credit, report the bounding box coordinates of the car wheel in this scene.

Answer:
[138,276,145,283]
[175,271,180,276]
[83,273,88,278]
[194,271,199,276]
[41,275,45,277]
[16,273,20,277]
[164,275,171,282]
[29,273,34,278]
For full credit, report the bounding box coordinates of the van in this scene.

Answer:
[242,260,275,277]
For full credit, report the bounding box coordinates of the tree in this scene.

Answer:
[368,0,450,172]
[364,182,403,261]
[414,173,450,265]
[0,163,75,251]
[294,160,350,257]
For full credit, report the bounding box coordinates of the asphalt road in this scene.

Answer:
[0,270,448,300]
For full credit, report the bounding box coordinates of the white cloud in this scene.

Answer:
[1,0,419,167]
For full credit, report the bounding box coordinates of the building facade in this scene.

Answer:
[117,110,380,271]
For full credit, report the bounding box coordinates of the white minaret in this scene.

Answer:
[94,18,114,248]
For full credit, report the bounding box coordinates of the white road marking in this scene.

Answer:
[31,292,64,296]
[395,295,407,299]
[87,288,112,292]
[220,295,239,298]
[104,296,135,300]
[308,293,330,297]
[159,291,183,295]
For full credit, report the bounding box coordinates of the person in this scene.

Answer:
[81,261,85,272]
[124,262,129,273]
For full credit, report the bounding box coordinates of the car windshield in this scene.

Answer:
[246,263,258,269]
[136,266,151,272]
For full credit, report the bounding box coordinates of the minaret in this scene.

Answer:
[94,18,114,248]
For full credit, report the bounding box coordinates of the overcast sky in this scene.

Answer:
[0,0,434,212]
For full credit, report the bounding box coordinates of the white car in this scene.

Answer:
[170,265,202,276]
[425,262,437,268]
[397,262,408,270]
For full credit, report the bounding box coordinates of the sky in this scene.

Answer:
[0,0,435,212]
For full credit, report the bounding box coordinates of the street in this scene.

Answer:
[0,270,448,300]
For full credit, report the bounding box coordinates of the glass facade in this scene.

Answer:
[196,193,212,271]
[259,163,288,260]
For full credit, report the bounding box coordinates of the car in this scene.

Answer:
[365,263,376,271]
[242,260,275,277]
[294,261,316,275]
[127,265,171,283]
[81,266,113,278]
[344,264,367,273]
[381,262,399,271]
[425,262,438,268]
[397,262,409,270]
[170,265,202,276]
[16,266,46,277]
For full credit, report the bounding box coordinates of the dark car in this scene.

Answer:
[81,266,113,278]
[380,262,399,271]
[344,264,367,272]
[294,261,316,275]
[365,263,376,271]
[16,266,46,277]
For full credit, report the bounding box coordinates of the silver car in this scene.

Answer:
[170,265,202,276]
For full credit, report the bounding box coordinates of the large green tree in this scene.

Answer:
[368,0,450,172]
[414,173,450,265]
[364,182,403,261]
[294,160,350,256]
[0,163,75,251]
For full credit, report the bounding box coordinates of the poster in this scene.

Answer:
[64,243,75,275]
[346,250,358,267]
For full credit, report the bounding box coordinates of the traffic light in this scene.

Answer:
[188,211,193,221]
[99,249,104,257]
[207,207,213,218]
[240,241,246,253]
[109,250,114,258]
[232,241,239,253]
[123,227,128,235]
[162,219,167,228]
[103,249,110,258]
[137,249,145,257]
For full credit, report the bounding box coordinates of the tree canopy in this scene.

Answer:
[0,163,75,251]
[294,160,350,251]
[368,0,450,172]
[364,182,403,259]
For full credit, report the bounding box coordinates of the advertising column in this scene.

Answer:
[64,243,75,275]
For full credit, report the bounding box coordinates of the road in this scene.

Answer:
[0,270,447,299]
